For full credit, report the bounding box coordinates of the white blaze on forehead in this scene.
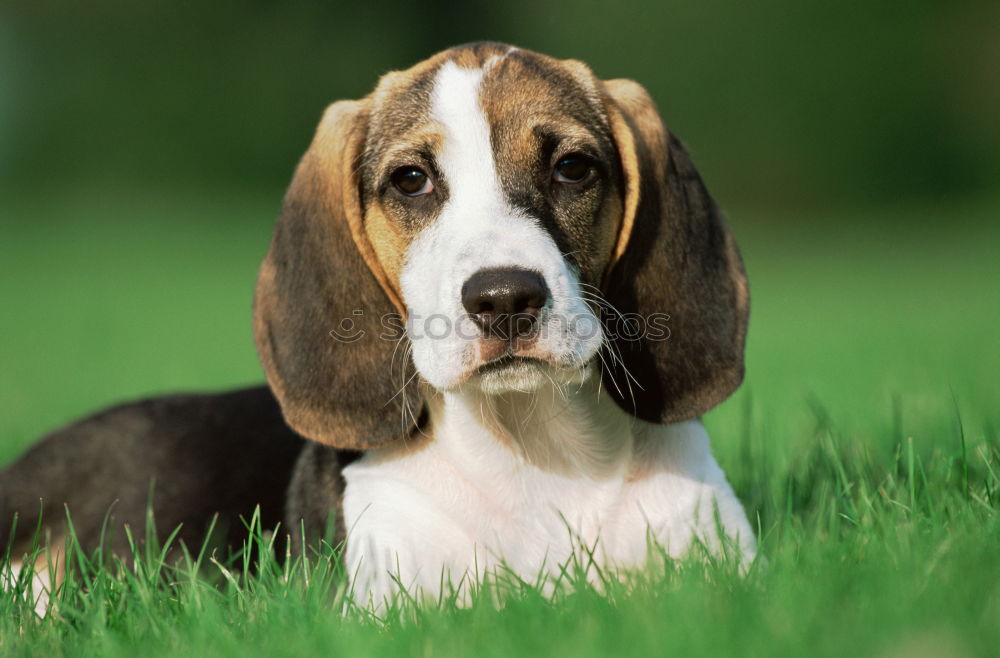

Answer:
[430,61,508,219]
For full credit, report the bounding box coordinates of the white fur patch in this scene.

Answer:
[342,379,756,609]
[4,560,53,617]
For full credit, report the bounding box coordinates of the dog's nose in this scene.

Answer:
[461,268,549,339]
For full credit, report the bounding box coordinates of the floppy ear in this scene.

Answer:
[253,99,424,449]
[600,79,749,424]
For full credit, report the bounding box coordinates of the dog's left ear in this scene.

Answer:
[253,99,424,449]
[600,79,749,424]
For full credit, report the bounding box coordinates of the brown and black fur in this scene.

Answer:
[0,387,304,561]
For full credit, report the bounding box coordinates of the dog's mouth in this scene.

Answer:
[474,355,547,377]
[467,353,593,394]
[471,354,550,394]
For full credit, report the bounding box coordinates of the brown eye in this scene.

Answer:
[553,154,593,184]
[391,166,434,196]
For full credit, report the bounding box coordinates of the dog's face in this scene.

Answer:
[253,43,749,448]
[362,53,622,394]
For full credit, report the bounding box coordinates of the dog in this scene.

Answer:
[1,43,754,609]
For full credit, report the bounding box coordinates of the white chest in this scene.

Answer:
[341,390,754,607]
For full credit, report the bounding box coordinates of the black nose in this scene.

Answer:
[461,267,550,339]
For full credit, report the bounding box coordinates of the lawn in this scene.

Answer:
[1,186,998,656]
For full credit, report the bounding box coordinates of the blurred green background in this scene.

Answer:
[4,0,999,206]
[1,0,998,460]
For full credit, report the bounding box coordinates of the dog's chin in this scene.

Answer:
[469,356,592,395]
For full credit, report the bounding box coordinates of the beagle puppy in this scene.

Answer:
[1,43,753,609]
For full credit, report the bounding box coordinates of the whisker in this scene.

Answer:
[568,289,643,411]
[386,368,420,406]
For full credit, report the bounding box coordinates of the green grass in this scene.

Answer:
[1,186,998,656]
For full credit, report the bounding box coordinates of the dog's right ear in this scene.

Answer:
[599,79,749,425]
[253,99,424,449]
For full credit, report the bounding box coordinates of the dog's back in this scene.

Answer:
[0,387,304,559]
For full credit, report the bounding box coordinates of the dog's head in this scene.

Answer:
[253,43,749,448]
